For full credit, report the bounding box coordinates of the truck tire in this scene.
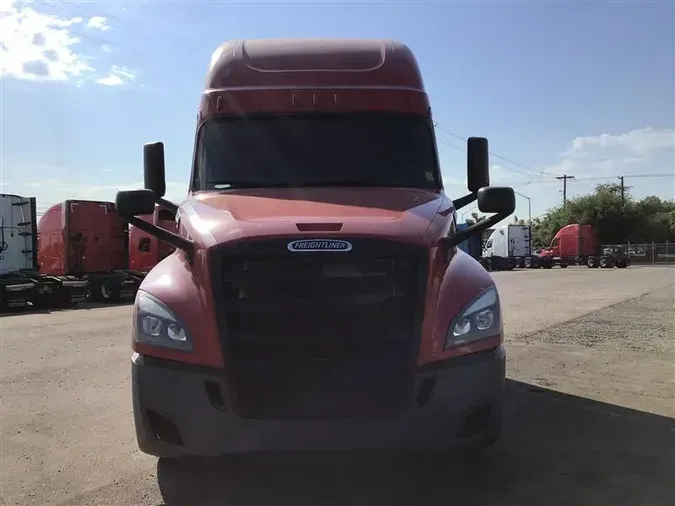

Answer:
[616,259,627,268]
[586,257,598,268]
[157,456,242,505]
[599,257,610,268]
[524,257,533,268]
[559,263,568,268]
[99,277,117,303]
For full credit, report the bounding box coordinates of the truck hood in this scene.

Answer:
[180,187,449,248]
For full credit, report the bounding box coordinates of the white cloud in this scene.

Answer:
[96,64,135,86]
[85,16,109,31]
[544,126,675,178]
[0,0,134,85]
[0,1,89,82]
[562,127,675,158]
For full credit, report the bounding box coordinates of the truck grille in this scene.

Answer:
[212,239,428,420]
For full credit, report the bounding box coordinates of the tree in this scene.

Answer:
[512,215,527,226]
[465,212,487,226]
[531,183,675,247]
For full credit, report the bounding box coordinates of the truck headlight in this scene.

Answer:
[133,290,192,352]
[445,285,502,349]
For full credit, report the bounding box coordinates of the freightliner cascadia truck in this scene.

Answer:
[116,38,516,460]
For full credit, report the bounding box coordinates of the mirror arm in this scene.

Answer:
[126,215,195,264]
[156,197,178,216]
[443,209,512,250]
[452,192,477,211]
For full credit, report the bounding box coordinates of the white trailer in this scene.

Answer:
[481,224,531,270]
[0,194,89,311]
[0,194,41,309]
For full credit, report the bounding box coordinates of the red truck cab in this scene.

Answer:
[116,39,516,459]
[540,224,597,259]
[538,223,629,268]
[128,205,177,273]
[38,200,144,302]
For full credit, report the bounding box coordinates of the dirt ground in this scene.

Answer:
[1,265,673,506]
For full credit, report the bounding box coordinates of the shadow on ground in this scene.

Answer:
[156,379,675,506]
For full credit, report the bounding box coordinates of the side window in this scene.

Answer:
[138,238,151,252]
[551,238,560,247]
[486,239,493,248]
[157,209,175,221]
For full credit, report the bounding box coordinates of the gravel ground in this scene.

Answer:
[1,265,673,506]
[519,285,674,353]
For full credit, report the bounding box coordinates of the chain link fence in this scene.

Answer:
[601,243,675,265]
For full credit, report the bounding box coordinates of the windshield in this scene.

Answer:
[193,114,442,190]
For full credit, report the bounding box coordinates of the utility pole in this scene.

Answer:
[618,176,625,205]
[514,191,532,254]
[556,174,575,208]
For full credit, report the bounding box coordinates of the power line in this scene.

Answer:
[15,3,675,202]
[571,173,674,181]
[433,121,560,179]
[433,120,674,188]
[515,173,674,187]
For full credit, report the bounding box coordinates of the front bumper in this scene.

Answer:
[131,346,506,458]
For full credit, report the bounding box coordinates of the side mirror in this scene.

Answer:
[144,142,167,198]
[115,189,155,218]
[477,186,516,215]
[115,189,195,263]
[467,137,490,193]
[445,187,516,250]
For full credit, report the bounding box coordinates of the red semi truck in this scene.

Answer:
[128,204,177,274]
[38,200,146,303]
[524,224,630,269]
[116,38,516,460]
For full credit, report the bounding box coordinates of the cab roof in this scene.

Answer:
[205,38,425,91]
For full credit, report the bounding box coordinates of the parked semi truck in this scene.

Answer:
[116,38,516,463]
[456,222,483,259]
[129,204,177,273]
[38,200,146,303]
[0,193,89,311]
[525,223,629,269]
[481,224,531,270]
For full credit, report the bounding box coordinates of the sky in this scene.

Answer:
[1,0,674,225]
